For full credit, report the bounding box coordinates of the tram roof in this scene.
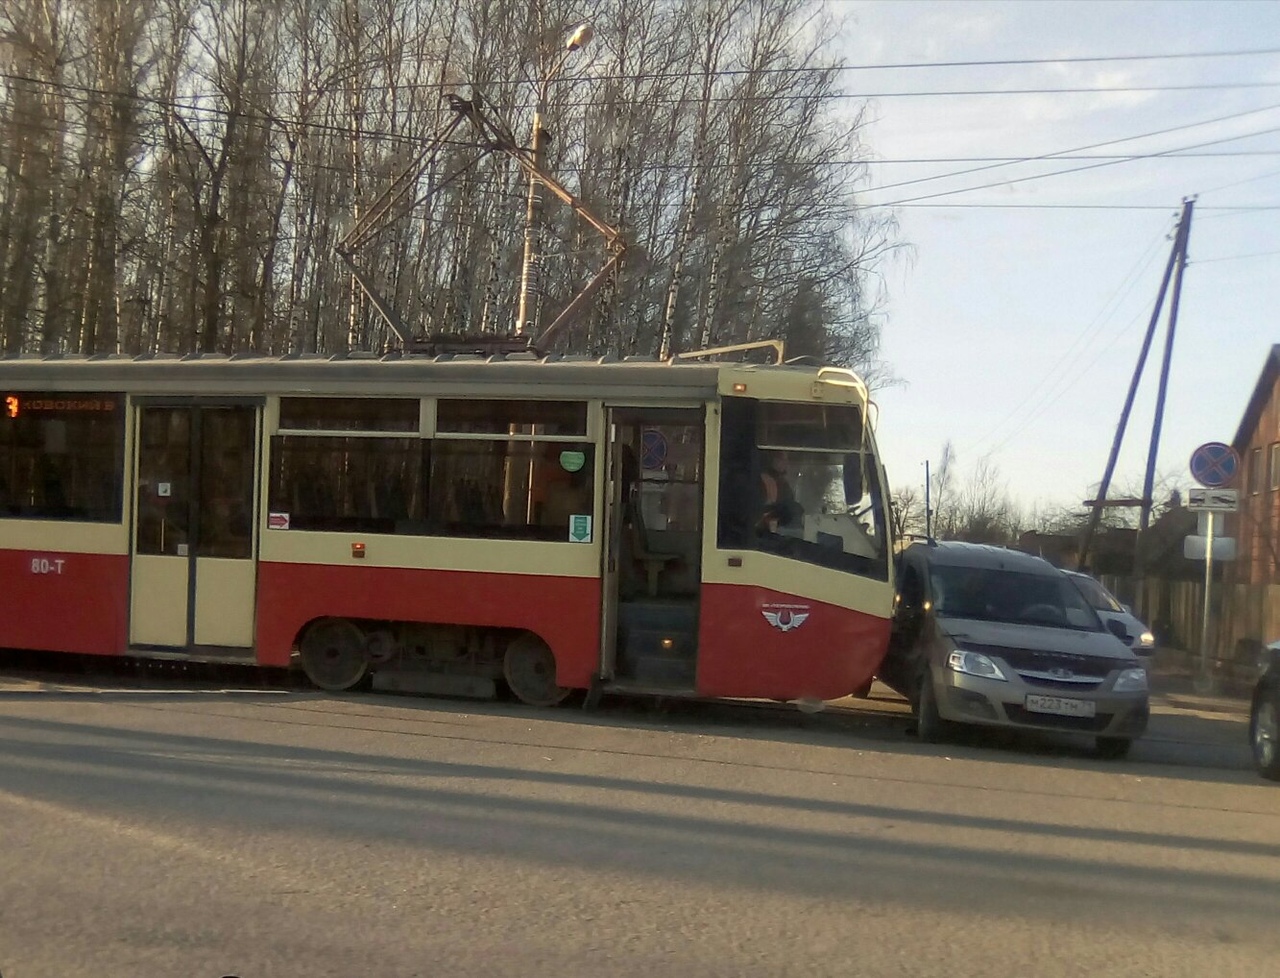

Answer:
[0,352,867,403]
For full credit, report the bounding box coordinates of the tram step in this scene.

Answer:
[625,654,697,689]
[618,626,696,663]
[617,602,698,667]
[617,599,699,633]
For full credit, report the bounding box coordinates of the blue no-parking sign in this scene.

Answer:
[1189,442,1240,489]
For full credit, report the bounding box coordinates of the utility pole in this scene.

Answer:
[924,460,933,540]
[1132,197,1195,608]
[1077,202,1190,571]
[515,23,593,338]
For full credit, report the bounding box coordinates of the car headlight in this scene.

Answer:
[947,650,1008,682]
[1136,631,1155,648]
[1260,644,1279,678]
[1113,668,1148,693]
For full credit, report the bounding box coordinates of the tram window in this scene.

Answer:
[756,401,862,452]
[269,436,425,534]
[436,399,588,437]
[718,396,887,580]
[197,408,257,559]
[0,392,124,522]
[279,397,419,432]
[428,440,595,541]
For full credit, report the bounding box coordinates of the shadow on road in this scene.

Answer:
[0,709,1276,932]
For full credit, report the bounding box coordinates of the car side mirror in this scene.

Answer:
[1105,619,1129,641]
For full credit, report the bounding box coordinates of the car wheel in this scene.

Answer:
[1095,736,1132,760]
[917,673,952,744]
[1250,686,1280,781]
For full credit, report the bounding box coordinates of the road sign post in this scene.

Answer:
[1187,442,1240,694]
[1198,511,1215,694]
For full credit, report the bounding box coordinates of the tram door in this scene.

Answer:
[129,403,261,651]
[598,407,704,689]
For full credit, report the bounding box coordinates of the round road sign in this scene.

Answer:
[1189,442,1239,488]
[640,428,668,470]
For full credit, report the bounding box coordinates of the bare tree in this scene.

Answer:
[926,445,1023,544]
[0,0,899,370]
[890,485,925,541]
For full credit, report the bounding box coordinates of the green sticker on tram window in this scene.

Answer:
[560,450,586,473]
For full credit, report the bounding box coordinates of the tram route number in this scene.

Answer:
[30,556,66,575]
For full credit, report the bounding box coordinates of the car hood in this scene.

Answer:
[937,616,1137,661]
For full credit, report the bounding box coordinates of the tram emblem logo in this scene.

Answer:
[762,604,810,632]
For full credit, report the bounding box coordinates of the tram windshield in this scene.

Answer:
[718,398,889,580]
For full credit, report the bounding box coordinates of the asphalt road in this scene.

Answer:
[0,678,1276,978]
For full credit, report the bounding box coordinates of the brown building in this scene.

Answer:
[1222,344,1280,654]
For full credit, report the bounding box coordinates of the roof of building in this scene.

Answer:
[1233,343,1280,449]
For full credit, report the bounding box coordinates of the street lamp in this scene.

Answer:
[514,22,593,338]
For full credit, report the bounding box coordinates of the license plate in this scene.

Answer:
[1024,694,1096,718]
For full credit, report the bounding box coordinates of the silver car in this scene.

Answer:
[1063,570,1155,654]
[880,542,1150,758]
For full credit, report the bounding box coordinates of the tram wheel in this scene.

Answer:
[503,633,570,707]
[299,618,370,692]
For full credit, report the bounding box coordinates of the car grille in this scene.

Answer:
[1016,671,1105,691]
[963,643,1121,682]
[1003,705,1113,732]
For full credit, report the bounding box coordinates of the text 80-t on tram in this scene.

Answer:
[0,351,895,708]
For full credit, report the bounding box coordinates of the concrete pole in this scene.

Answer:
[514,105,548,337]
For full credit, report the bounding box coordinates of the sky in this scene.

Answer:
[831,0,1280,517]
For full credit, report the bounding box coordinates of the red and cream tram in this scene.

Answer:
[0,352,894,706]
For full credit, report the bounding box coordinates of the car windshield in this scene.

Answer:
[1069,573,1124,613]
[930,565,1103,631]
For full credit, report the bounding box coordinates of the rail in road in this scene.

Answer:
[0,648,1254,773]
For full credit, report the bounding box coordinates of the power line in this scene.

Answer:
[1196,164,1280,195]
[870,125,1280,207]
[7,67,1280,117]
[1192,247,1280,264]
[7,71,1280,218]
[843,82,1280,98]
[8,74,1280,195]
[538,46,1280,82]
[8,104,1278,217]
[863,102,1280,195]
[970,223,1173,458]
[985,302,1154,464]
[823,46,1280,72]
[866,151,1280,163]
[888,202,1280,210]
[9,104,1280,177]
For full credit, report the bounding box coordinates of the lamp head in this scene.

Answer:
[565,22,593,52]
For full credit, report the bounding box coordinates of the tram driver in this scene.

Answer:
[758,451,803,535]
